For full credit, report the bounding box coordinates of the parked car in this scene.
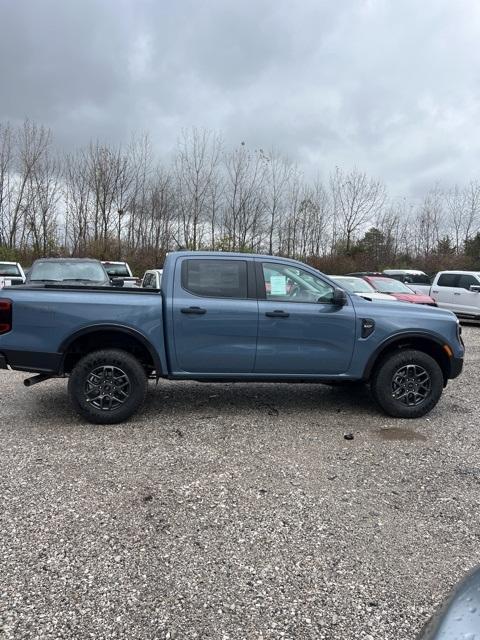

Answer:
[101,261,139,287]
[0,251,463,424]
[429,270,480,320]
[351,275,437,306]
[25,258,111,287]
[382,269,432,294]
[329,275,398,302]
[0,261,26,287]
[142,269,163,289]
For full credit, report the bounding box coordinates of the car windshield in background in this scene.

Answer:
[334,277,375,293]
[0,264,21,276]
[103,263,130,277]
[370,278,414,294]
[29,262,107,282]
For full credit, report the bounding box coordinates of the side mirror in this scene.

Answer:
[331,287,347,306]
[469,285,480,292]
[111,278,124,288]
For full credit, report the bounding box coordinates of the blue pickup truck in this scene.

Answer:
[0,251,464,424]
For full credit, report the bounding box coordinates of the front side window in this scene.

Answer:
[262,263,334,304]
[182,259,247,299]
[458,274,479,290]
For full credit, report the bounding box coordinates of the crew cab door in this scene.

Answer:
[454,274,480,316]
[171,257,258,374]
[431,273,459,311]
[254,260,356,375]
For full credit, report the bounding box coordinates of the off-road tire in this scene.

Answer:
[68,349,148,424]
[371,349,443,418]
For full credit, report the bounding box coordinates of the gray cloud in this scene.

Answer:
[1,0,479,195]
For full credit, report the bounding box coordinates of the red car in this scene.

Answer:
[360,275,436,305]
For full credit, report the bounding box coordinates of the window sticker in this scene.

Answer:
[270,275,287,295]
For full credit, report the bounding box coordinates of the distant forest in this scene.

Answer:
[1,120,480,275]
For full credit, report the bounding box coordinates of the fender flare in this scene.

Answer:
[362,330,452,379]
[59,324,164,374]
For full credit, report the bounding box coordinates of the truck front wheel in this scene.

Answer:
[371,349,444,418]
[68,349,148,424]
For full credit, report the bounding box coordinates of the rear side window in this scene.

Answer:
[437,274,460,287]
[182,259,247,299]
[458,274,479,290]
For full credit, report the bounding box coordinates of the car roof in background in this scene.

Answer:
[33,258,101,263]
[383,269,427,274]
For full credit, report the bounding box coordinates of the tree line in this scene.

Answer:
[1,119,480,275]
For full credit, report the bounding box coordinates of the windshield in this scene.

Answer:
[0,264,21,276]
[29,261,107,282]
[333,277,375,293]
[369,277,414,294]
[103,263,130,277]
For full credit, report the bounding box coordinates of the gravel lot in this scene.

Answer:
[1,327,480,640]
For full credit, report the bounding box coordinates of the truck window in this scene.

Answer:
[182,259,247,299]
[262,262,334,304]
[0,264,20,276]
[457,274,479,290]
[437,274,460,287]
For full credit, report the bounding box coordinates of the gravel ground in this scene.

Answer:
[1,327,480,640]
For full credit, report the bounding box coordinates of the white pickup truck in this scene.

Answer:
[429,271,480,320]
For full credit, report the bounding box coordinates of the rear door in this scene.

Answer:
[171,257,258,374]
[255,260,356,375]
[431,273,460,311]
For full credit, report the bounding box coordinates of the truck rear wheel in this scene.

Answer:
[371,349,444,418]
[68,349,148,424]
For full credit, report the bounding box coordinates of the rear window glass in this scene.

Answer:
[103,263,130,277]
[182,259,247,298]
[0,264,20,276]
[404,274,431,285]
[437,274,460,287]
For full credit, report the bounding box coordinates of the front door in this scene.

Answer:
[172,257,258,374]
[455,274,480,316]
[255,261,356,375]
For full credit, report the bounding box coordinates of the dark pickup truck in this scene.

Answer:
[0,251,464,424]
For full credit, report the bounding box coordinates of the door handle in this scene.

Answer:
[454,292,461,296]
[181,306,207,315]
[432,290,439,294]
[265,310,290,318]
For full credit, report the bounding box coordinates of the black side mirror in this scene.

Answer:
[111,278,124,287]
[331,287,347,306]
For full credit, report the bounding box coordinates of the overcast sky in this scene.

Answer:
[1,0,479,197]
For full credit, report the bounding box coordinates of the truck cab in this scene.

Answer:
[430,271,480,320]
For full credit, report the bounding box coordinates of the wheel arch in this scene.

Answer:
[59,324,163,375]
[363,331,452,384]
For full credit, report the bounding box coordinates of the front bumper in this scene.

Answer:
[449,356,464,379]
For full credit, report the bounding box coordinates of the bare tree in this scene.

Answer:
[330,167,386,252]
[174,128,222,249]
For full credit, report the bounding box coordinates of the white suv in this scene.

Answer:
[430,271,480,319]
